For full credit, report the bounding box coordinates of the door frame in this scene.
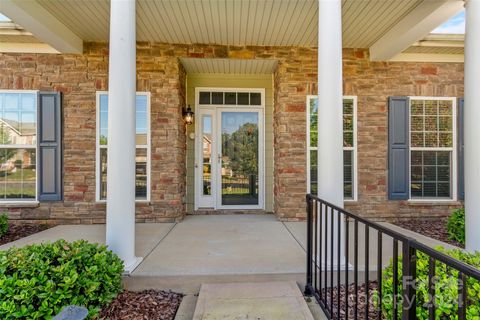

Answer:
[194,87,266,211]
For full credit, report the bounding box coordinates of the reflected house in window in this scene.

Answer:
[0,118,36,169]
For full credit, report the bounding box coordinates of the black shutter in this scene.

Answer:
[38,92,63,201]
[458,98,464,200]
[388,97,410,200]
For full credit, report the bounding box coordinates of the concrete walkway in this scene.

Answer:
[192,281,314,320]
[0,214,458,294]
[0,215,308,294]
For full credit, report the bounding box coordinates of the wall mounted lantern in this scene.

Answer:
[183,105,194,125]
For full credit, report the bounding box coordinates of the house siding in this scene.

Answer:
[0,44,464,223]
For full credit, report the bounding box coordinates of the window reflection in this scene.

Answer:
[0,92,37,201]
[98,93,149,200]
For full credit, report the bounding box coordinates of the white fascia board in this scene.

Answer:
[0,42,59,54]
[369,0,465,61]
[390,52,464,63]
[0,0,83,53]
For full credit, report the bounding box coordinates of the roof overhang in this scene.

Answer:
[0,0,82,53]
[180,58,278,75]
[369,0,464,61]
[0,0,466,62]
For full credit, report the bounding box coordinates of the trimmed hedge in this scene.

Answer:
[381,247,480,319]
[0,240,124,319]
[447,208,465,245]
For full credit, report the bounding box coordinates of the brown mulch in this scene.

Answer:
[0,223,50,246]
[393,218,464,248]
[321,281,380,320]
[99,290,183,320]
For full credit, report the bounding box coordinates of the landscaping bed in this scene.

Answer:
[393,217,464,248]
[0,223,49,246]
[321,281,379,320]
[99,290,183,320]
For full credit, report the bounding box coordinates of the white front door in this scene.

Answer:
[194,89,264,210]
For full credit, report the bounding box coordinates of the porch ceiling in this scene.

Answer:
[28,0,424,48]
[180,58,278,74]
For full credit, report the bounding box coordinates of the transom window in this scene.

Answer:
[0,91,37,201]
[307,96,357,200]
[96,92,150,201]
[410,98,456,199]
[198,91,262,106]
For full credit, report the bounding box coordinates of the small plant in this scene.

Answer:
[0,213,8,237]
[381,246,480,319]
[0,239,124,319]
[447,207,465,245]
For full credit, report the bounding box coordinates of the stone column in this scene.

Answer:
[464,0,480,252]
[317,0,345,267]
[105,0,142,273]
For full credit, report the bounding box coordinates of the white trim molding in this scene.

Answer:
[194,87,266,211]
[0,90,39,203]
[0,42,59,54]
[306,95,358,202]
[408,96,457,201]
[390,53,464,63]
[95,91,151,203]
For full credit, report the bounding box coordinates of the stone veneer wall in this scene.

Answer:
[0,42,187,224]
[0,43,464,223]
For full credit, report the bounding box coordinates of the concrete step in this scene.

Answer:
[123,273,306,295]
[192,281,314,320]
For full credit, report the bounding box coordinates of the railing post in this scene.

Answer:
[402,240,417,320]
[304,194,314,296]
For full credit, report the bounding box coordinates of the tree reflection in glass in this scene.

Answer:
[221,112,259,205]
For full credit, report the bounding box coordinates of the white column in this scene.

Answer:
[106,0,142,272]
[317,0,345,268]
[464,0,480,252]
[317,0,344,208]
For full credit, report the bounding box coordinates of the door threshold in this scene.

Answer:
[192,209,270,215]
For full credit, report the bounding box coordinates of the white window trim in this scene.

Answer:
[95,91,151,203]
[0,89,39,203]
[306,95,358,201]
[408,96,457,202]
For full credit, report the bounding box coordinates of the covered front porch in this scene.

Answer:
[0,214,454,295]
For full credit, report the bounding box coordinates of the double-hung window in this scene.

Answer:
[0,91,37,201]
[96,92,150,201]
[410,97,456,199]
[307,96,357,200]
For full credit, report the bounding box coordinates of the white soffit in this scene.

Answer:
[180,58,278,74]
[34,0,423,48]
[369,0,465,61]
[0,0,82,53]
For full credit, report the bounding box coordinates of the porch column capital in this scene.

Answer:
[105,0,142,273]
[317,0,344,208]
[464,0,480,252]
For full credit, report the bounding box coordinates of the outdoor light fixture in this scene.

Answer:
[183,105,194,125]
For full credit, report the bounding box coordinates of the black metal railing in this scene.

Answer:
[304,194,480,320]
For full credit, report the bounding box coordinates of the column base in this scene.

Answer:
[123,256,143,275]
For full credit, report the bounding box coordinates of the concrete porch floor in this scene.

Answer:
[0,214,458,295]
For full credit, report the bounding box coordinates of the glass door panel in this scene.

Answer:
[202,115,212,196]
[220,112,259,206]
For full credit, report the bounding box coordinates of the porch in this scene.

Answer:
[0,214,454,295]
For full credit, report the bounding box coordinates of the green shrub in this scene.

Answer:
[447,208,465,245]
[0,213,8,237]
[0,240,124,319]
[381,247,480,319]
